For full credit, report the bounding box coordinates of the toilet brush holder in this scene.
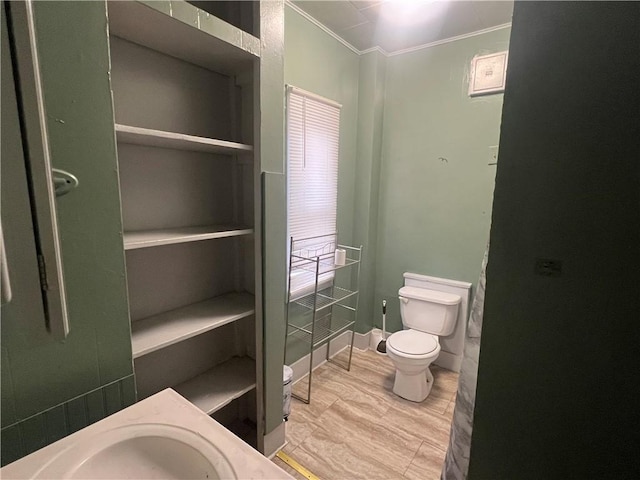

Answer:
[376,300,387,355]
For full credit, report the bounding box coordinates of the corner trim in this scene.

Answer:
[263,421,287,458]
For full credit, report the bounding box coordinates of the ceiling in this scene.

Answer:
[290,1,514,53]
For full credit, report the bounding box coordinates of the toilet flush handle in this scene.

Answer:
[399,296,409,304]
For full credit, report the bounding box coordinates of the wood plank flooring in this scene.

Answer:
[273,348,458,480]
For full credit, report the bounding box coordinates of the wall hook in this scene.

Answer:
[52,168,79,197]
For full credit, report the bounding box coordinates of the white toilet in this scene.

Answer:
[386,283,461,402]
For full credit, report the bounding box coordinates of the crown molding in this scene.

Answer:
[285,1,511,58]
[359,45,389,56]
[285,1,361,55]
[387,22,512,57]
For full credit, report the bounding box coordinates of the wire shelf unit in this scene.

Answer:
[284,233,362,404]
[288,312,355,349]
[293,286,357,311]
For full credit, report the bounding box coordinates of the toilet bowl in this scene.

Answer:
[386,279,461,402]
[386,330,440,402]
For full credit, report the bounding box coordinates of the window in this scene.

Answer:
[286,86,341,297]
[286,86,341,241]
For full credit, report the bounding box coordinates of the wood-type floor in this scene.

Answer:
[272,348,459,479]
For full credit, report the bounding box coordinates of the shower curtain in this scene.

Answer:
[441,244,489,480]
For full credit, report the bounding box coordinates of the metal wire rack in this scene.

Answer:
[284,233,362,404]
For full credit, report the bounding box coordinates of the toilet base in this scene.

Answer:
[393,368,434,403]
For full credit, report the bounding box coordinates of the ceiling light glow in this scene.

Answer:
[378,0,447,27]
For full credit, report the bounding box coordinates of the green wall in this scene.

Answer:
[259,0,287,437]
[351,50,386,332]
[284,5,360,249]
[1,1,134,465]
[375,28,510,334]
[284,5,510,338]
[469,2,640,478]
[283,5,362,364]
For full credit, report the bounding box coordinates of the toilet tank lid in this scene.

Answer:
[399,286,461,305]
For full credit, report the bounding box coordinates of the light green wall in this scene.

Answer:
[284,5,360,248]
[260,0,287,437]
[284,6,510,338]
[283,5,363,364]
[374,28,510,333]
[469,2,640,478]
[1,0,133,463]
[352,51,386,332]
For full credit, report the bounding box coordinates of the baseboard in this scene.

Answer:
[369,328,386,350]
[354,329,370,350]
[263,421,286,459]
[288,330,370,384]
[434,350,462,372]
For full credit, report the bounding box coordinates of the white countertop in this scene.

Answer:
[1,389,293,480]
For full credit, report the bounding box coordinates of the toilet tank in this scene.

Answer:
[398,286,461,336]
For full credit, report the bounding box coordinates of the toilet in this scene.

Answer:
[386,283,461,402]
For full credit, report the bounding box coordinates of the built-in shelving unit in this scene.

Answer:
[107,0,261,447]
[285,234,362,404]
[123,225,253,250]
[115,124,254,155]
[174,356,256,414]
[107,1,259,73]
[131,292,255,358]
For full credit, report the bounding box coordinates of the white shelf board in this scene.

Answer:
[107,1,259,75]
[124,225,253,250]
[174,356,256,415]
[132,292,255,358]
[115,124,253,155]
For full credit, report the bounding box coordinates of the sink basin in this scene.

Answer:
[2,389,293,480]
[34,424,236,479]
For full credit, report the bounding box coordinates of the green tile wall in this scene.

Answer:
[1,0,134,464]
[1,376,136,467]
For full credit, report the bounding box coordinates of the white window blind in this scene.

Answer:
[287,86,341,242]
[287,86,341,298]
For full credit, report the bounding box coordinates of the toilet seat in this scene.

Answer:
[387,330,439,359]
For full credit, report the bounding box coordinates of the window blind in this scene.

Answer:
[287,86,341,298]
[287,86,341,242]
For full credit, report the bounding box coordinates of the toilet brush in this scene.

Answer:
[376,300,387,354]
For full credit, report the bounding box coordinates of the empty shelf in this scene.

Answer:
[108,1,259,75]
[174,356,255,415]
[288,315,355,348]
[291,255,359,275]
[132,292,255,358]
[294,286,358,312]
[115,124,253,155]
[124,225,253,250]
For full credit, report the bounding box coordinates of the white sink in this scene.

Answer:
[34,424,236,479]
[2,390,292,480]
